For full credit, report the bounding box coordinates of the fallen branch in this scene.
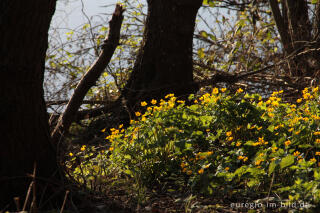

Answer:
[51,4,125,143]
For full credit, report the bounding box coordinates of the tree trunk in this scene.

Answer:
[121,0,202,112]
[269,0,320,77]
[0,0,59,210]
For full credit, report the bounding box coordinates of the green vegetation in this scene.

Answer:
[66,87,320,211]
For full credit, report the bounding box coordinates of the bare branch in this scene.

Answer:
[51,4,125,143]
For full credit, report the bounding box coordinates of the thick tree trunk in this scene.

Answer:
[0,0,59,210]
[122,0,202,112]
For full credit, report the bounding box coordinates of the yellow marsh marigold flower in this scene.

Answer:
[237,88,244,93]
[294,151,300,156]
[187,170,192,175]
[316,152,320,156]
[80,145,86,151]
[297,98,302,103]
[212,87,219,95]
[221,88,227,92]
[101,128,106,132]
[135,112,141,116]
[151,99,157,105]
[243,157,248,162]
[227,137,233,141]
[165,93,174,99]
[272,147,278,152]
[310,158,317,163]
[226,131,232,137]
[207,151,213,156]
[238,156,245,160]
[236,142,242,147]
[119,124,123,129]
[109,147,114,151]
[225,167,230,171]
[69,152,73,157]
[198,169,204,174]
[141,101,147,107]
[316,139,320,144]
[271,157,276,161]
[285,140,291,146]
[314,132,320,136]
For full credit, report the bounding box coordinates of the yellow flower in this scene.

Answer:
[255,160,262,166]
[69,152,73,157]
[198,169,204,174]
[80,145,86,151]
[151,99,157,105]
[119,124,123,129]
[204,164,210,169]
[238,156,244,160]
[314,132,320,136]
[226,131,232,137]
[225,167,230,171]
[236,142,242,147]
[206,129,210,132]
[310,158,317,163]
[237,88,244,93]
[296,98,302,103]
[186,170,192,175]
[135,112,141,116]
[316,152,320,156]
[141,101,147,107]
[271,157,276,161]
[109,147,114,151]
[243,157,248,162]
[272,147,278,152]
[212,87,219,95]
[295,130,301,135]
[227,137,233,141]
[294,151,300,156]
[221,88,227,92]
[285,140,291,146]
[165,93,174,99]
[101,128,106,133]
[316,139,320,144]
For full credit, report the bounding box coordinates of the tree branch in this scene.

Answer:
[51,4,125,143]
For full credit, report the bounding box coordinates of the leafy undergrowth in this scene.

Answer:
[66,87,320,212]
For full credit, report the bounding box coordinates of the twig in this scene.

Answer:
[60,190,70,213]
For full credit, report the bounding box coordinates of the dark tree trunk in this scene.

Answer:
[0,0,59,210]
[122,0,202,112]
[269,0,320,77]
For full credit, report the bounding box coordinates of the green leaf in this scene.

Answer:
[280,155,294,169]
[268,161,276,175]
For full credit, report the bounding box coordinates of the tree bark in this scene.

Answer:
[0,0,60,210]
[121,0,202,112]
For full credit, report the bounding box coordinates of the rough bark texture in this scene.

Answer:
[51,4,125,144]
[122,0,202,113]
[269,0,320,77]
[0,0,59,210]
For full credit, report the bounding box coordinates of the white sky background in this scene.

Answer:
[52,0,121,30]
